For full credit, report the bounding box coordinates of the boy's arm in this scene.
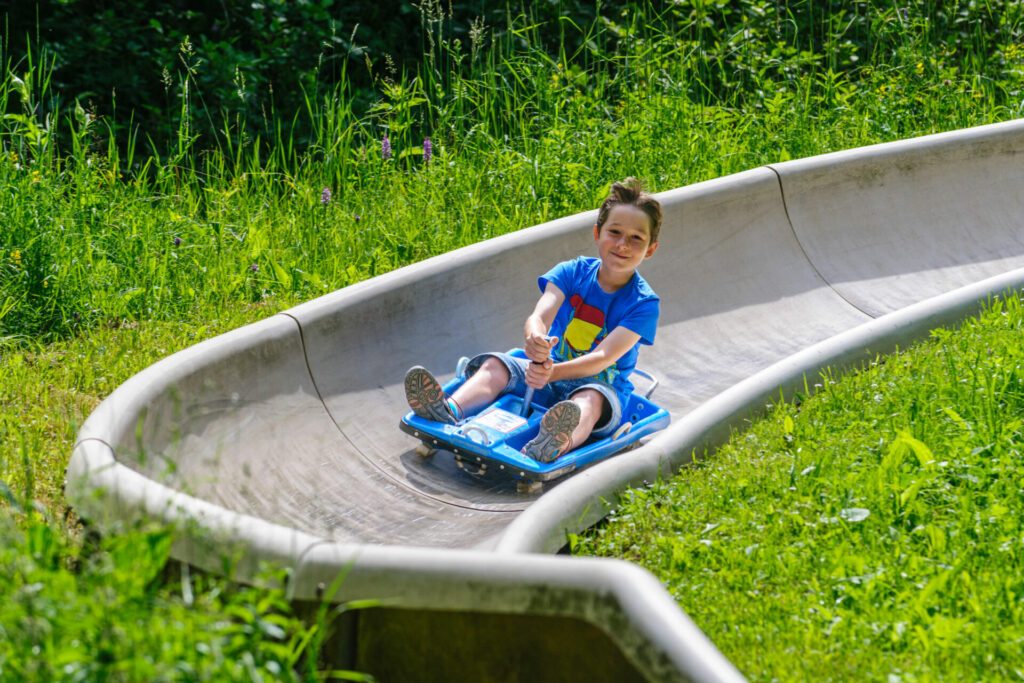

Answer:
[523,282,565,362]
[547,326,642,382]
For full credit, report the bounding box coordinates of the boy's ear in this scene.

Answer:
[645,241,659,258]
[592,223,600,240]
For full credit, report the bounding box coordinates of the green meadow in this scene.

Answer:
[1,1,1022,679]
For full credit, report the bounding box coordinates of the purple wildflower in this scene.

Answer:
[423,137,432,164]
[320,187,332,205]
[381,134,392,161]
[249,263,259,273]
[173,236,182,247]
[354,214,361,223]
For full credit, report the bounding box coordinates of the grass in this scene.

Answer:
[0,516,315,682]
[1,1,1023,679]
[2,4,1022,343]
[576,293,1024,681]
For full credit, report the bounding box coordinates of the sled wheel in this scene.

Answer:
[415,443,437,458]
[455,456,488,477]
[517,480,543,495]
[612,422,633,440]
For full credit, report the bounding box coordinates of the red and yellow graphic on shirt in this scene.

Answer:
[557,293,621,387]
[563,294,605,355]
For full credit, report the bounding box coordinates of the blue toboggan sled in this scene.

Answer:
[400,349,670,493]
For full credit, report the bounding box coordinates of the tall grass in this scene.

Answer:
[2,2,1021,342]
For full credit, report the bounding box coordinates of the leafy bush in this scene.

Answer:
[5,1,1023,150]
[2,0,636,149]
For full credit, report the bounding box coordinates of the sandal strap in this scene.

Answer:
[447,396,464,420]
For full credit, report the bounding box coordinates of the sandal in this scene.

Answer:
[521,400,580,463]
[404,366,457,425]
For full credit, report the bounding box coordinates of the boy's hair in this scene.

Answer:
[596,177,663,243]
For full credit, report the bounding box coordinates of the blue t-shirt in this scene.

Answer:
[538,256,660,394]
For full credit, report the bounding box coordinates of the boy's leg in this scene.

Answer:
[566,388,606,448]
[449,357,510,416]
[405,357,513,425]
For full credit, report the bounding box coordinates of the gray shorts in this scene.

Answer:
[465,352,624,438]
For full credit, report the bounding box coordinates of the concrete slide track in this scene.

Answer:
[67,120,1024,681]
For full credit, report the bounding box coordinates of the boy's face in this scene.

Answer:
[593,204,659,276]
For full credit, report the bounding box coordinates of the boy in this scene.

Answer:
[405,177,662,462]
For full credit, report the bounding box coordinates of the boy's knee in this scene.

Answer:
[572,388,616,430]
[571,389,607,419]
[476,356,511,384]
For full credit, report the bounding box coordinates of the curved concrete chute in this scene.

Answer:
[71,315,353,532]
[771,121,1024,316]
[70,313,515,548]
[639,168,869,413]
[276,165,870,549]
[65,119,1024,682]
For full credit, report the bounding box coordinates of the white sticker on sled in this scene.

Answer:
[472,408,528,433]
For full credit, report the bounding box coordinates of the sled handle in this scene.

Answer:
[462,425,491,446]
[521,335,554,417]
[521,386,535,417]
[632,369,660,399]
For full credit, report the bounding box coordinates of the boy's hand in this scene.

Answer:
[525,334,558,363]
[526,358,554,389]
